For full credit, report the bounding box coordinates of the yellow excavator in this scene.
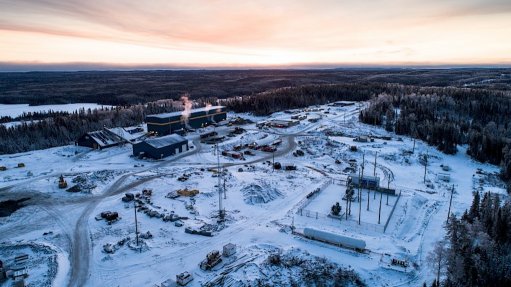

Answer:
[58,175,68,189]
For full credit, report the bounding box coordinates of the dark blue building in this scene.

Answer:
[348,174,380,189]
[146,106,227,136]
[133,134,189,159]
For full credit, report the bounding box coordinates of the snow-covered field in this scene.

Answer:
[0,102,507,286]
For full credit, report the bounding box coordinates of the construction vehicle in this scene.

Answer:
[58,175,68,189]
[260,145,276,152]
[177,188,199,197]
[0,166,6,171]
[17,163,25,168]
[222,150,244,159]
[200,250,222,270]
[284,165,297,171]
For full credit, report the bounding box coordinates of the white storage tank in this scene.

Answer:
[303,228,366,250]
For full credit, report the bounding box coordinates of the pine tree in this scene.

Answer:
[468,191,480,223]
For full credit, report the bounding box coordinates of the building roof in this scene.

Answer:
[146,106,225,119]
[269,119,299,125]
[87,129,125,147]
[142,134,187,149]
[349,173,380,182]
[107,126,146,142]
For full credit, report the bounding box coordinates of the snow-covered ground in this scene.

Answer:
[0,102,507,286]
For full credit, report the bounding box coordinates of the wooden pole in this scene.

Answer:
[134,201,139,246]
[373,151,377,176]
[216,144,223,219]
[423,150,428,183]
[447,185,454,223]
[378,191,383,224]
[223,168,227,199]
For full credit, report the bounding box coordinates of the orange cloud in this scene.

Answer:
[0,0,510,67]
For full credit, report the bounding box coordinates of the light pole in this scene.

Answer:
[134,201,139,247]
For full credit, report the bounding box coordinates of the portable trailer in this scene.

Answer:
[300,228,366,252]
[176,272,193,286]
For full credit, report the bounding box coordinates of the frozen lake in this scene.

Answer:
[0,103,113,118]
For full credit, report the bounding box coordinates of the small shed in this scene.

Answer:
[438,173,451,182]
[176,271,193,286]
[223,243,237,257]
[133,134,189,159]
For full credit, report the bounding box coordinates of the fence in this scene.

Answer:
[295,178,333,211]
[383,190,402,233]
[296,207,385,233]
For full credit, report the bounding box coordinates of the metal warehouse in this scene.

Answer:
[133,134,189,159]
[146,106,227,136]
[76,129,126,149]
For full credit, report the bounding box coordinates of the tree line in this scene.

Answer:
[427,192,511,287]
[359,86,511,191]
[224,83,385,115]
[0,99,191,154]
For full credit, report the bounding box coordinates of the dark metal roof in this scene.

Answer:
[146,106,225,119]
[142,134,187,148]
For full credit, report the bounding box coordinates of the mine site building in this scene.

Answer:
[146,106,227,136]
[223,243,237,257]
[268,119,299,128]
[348,174,380,189]
[76,129,125,149]
[133,134,189,159]
[330,101,355,107]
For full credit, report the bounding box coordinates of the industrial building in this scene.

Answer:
[132,134,189,159]
[348,174,380,189]
[76,129,126,149]
[146,106,227,136]
[267,119,299,128]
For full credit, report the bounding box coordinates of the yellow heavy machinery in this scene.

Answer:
[58,175,68,189]
[177,188,199,197]
[200,250,222,270]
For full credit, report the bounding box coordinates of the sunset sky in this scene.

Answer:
[0,0,510,69]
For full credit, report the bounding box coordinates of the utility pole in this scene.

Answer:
[223,168,227,200]
[216,143,224,220]
[374,173,378,200]
[423,150,428,183]
[348,188,352,215]
[378,191,383,224]
[412,138,416,153]
[272,148,275,172]
[387,177,390,205]
[359,152,365,224]
[373,151,377,176]
[134,201,139,247]
[358,169,362,225]
[361,153,370,211]
[357,169,361,203]
[447,184,455,223]
[345,193,349,220]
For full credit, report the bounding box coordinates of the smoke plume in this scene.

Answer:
[181,94,193,128]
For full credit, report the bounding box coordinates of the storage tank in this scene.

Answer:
[303,228,366,250]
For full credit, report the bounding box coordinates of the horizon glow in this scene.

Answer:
[0,0,510,69]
